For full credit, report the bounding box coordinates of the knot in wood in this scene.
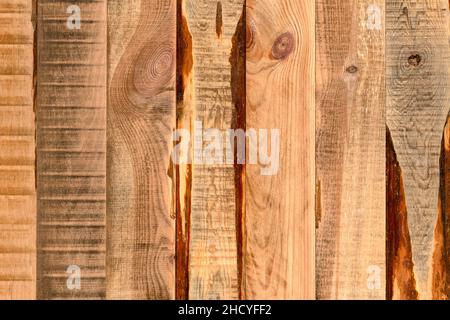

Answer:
[133,44,174,98]
[408,54,421,67]
[346,65,358,74]
[271,32,294,60]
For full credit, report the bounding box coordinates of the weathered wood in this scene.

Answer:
[386,0,450,299]
[107,0,176,299]
[0,0,35,300]
[386,127,419,300]
[316,0,385,299]
[178,0,243,300]
[36,0,107,299]
[244,0,315,299]
[430,6,450,301]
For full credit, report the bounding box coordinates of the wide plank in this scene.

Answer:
[244,0,315,299]
[106,0,176,299]
[316,0,386,299]
[386,0,450,299]
[36,0,107,299]
[176,0,244,300]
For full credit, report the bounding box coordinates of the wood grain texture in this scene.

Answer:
[107,0,176,299]
[386,0,450,299]
[0,0,35,300]
[244,0,315,299]
[175,0,193,300]
[434,119,450,299]
[432,16,450,299]
[36,0,107,299]
[386,127,419,300]
[178,0,243,300]
[316,0,385,299]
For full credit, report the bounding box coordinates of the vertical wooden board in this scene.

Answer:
[37,0,107,299]
[0,0,35,300]
[433,13,450,299]
[107,0,176,299]
[177,0,243,300]
[244,0,315,299]
[316,0,385,299]
[386,0,450,299]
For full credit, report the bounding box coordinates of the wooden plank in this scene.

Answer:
[107,0,176,299]
[433,12,450,299]
[386,0,450,300]
[428,3,450,301]
[0,0,35,300]
[177,0,243,299]
[244,0,315,299]
[36,0,107,299]
[316,0,385,299]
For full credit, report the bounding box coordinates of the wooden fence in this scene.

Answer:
[0,0,449,300]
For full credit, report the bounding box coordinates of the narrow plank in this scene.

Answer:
[316,0,385,299]
[175,0,193,300]
[386,0,450,299]
[177,0,243,300]
[0,0,35,300]
[107,0,176,299]
[430,4,450,301]
[244,0,315,299]
[37,0,107,299]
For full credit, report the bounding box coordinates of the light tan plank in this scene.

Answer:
[244,0,315,299]
[0,0,35,300]
[316,0,386,299]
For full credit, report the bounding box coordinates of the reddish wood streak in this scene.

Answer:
[175,0,193,300]
[246,18,254,50]
[432,120,450,299]
[315,180,322,229]
[386,127,418,300]
[230,5,246,300]
[216,2,223,38]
